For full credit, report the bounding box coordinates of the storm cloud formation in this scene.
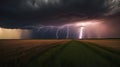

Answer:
[0,0,120,28]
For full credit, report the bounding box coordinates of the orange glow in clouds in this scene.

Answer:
[0,27,31,39]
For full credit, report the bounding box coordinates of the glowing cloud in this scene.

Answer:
[0,28,31,39]
[75,20,102,39]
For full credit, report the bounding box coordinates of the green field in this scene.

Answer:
[0,39,120,67]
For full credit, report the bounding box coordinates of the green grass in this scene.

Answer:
[0,40,120,67]
[28,40,120,67]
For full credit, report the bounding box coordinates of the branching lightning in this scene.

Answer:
[24,20,100,39]
[79,26,85,39]
[56,26,64,39]
[66,26,70,39]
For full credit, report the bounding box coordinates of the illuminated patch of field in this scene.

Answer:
[81,39,120,51]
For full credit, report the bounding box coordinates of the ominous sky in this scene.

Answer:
[0,0,120,39]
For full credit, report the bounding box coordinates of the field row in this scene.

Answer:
[0,39,120,67]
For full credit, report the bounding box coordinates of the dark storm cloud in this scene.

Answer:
[0,0,120,28]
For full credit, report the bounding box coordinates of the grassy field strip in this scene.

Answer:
[0,40,120,67]
[80,41,120,66]
[49,41,117,67]
[28,41,72,67]
[28,40,119,67]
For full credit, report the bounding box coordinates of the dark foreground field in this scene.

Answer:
[0,39,120,67]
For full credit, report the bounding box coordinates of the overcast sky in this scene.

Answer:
[0,0,120,39]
